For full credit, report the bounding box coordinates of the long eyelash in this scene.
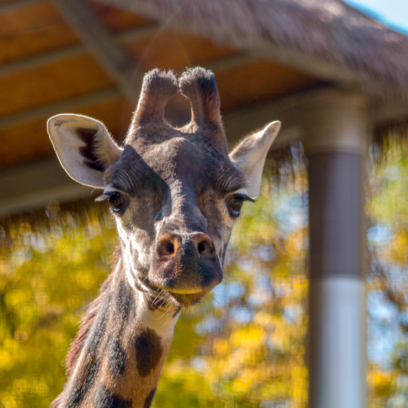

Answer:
[235,194,255,203]
[95,194,110,203]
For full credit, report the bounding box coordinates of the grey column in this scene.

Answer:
[301,90,368,408]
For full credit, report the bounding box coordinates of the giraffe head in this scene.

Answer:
[47,68,280,307]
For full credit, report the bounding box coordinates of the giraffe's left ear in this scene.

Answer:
[229,121,281,198]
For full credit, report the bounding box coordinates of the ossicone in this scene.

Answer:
[179,67,227,153]
[132,69,178,126]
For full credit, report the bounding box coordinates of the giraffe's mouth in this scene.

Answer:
[167,286,203,294]
[167,288,211,307]
[143,276,215,307]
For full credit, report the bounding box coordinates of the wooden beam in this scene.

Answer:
[252,44,359,88]
[223,91,304,147]
[0,88,120,129]
[53,0,141,102]
[374,103,408,126]
[0,24,158,77]
[203,53,256,73]
[0,158,93,217]
[0,0,42,14]
[116,24,159,43]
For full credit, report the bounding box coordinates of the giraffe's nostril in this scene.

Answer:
[166,242,175,255]
[157,232,214,258]
[157,234,180,257]
[194,233,214,256]
[197,242,206,254]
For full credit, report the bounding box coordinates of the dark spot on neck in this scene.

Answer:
[143,387,157,408]
[107,334,126,377]
[135,328,163,377]
[93,384,132,408]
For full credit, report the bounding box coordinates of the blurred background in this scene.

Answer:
[1,0,408,407]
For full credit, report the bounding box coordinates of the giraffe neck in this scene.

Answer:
[55,258,181,408]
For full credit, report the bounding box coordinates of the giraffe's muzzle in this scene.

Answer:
[150,232,223,306]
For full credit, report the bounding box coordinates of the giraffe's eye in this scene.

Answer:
[228,195,245,217]
[108,192,125,212]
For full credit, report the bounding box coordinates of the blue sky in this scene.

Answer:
[345,0,408,34]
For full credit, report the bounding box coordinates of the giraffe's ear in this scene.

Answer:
[47,114,122,188]
[229,121,281,198]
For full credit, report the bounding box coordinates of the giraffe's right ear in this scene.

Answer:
[47,114,122,188]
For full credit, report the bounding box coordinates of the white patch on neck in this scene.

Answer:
[139,296,181,337]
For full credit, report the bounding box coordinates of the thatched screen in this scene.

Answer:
[97,0,408,102]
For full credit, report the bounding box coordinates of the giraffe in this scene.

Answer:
[47,67,280,408]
